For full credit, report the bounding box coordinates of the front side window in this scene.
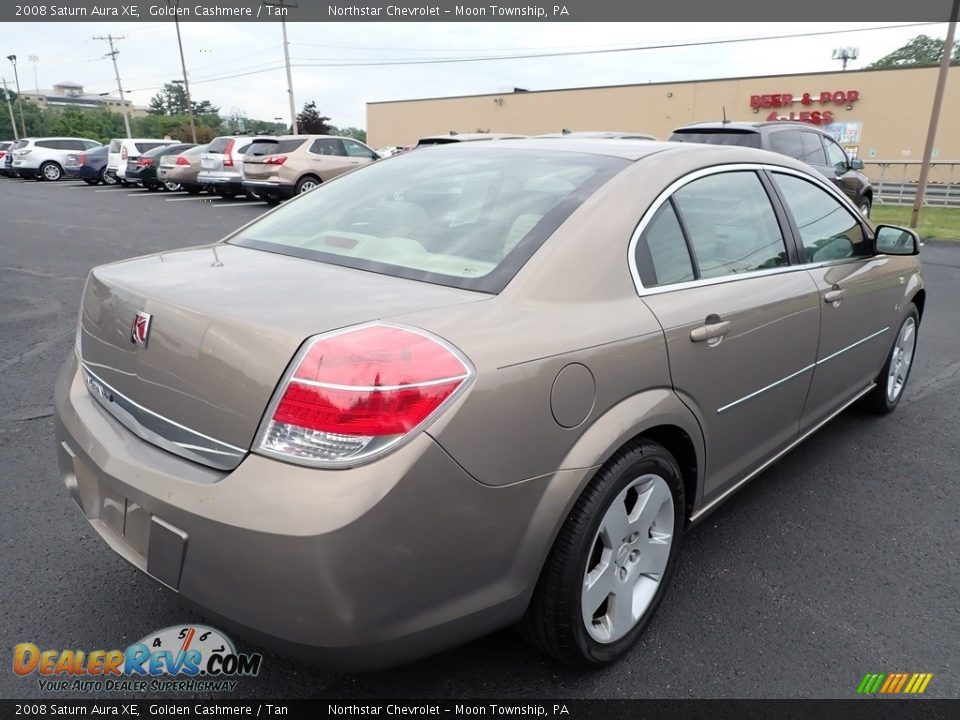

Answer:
[672,171,789,279]
[799,133,827,166]
[230,148,627,293]
[823,138,849,172]
[343,139,376,159]
[772,173,866,262]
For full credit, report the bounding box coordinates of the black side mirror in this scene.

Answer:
[875,225,920,255]
[849,158,864,171]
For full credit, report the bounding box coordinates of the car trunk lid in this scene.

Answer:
[78,244,487,469]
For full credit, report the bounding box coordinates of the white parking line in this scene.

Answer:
[94,188,128,192]
[126,193,161,197]
[165,196,215,202]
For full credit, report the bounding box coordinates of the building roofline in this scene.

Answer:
[367,63,943,106]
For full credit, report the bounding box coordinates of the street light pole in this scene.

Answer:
[6,55,26,137]
[911,0,959,229]
[2,77,19,140]
[168,0,197,143]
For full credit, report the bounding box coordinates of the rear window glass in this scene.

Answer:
[416,138,460,147]
[246,139,306,156]
[12,140,28,150]
[0,143,10,151]
[230,148,628,293]
[669,131,762,149]
[109,139,122,152]
[135,142,172,153]
[143,144,191,158]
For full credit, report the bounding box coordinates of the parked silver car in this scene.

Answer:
[11,137,101,180]
[55,140,923,669]
[197,135,257,198]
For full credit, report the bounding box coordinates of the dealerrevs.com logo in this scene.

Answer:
[13,625,262,693]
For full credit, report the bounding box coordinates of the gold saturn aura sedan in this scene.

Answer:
[55,140,924,668]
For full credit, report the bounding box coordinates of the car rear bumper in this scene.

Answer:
[53,352,576,668]
[242,180,296,200]
[197,171,243,190]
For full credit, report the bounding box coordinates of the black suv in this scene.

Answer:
[670,121,873,216]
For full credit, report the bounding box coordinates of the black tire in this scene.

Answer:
[520,439,685,667]
[216,188,238,199]
[83,178,99,186]
[295,175,321,195]
[863,304,920,414]
[185,185,201,195]
[39,161,63,181]
[265,197,281,207]
[100,168,117,185]
[145,184,160,192]
[859,196,872,218]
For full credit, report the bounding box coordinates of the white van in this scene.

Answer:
[107,138,180,184]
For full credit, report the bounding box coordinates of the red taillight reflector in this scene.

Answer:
[257,324,471,466]
[222,139,236,166]
[78,153,86,165]
[121,147,128,160]
[263,155,287,165]
[175,155,190,166]
[137,157,153,167]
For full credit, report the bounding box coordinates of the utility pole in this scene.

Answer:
[6,55,26,137]
[911,0,959,229]
[93,34,132,139]
[168,0,197,143]
[262,0,298,134]
[2,77,19,140]
[28,55,39,95]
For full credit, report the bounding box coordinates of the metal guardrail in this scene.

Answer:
[862,161,960,207]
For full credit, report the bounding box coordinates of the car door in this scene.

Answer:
[769,170,904,432]
[634,169,821,501]
[307,138,354,179]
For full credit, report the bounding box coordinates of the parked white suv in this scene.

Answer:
[11,137,101,181]
[197,135,258,198]
[106,138,180,185]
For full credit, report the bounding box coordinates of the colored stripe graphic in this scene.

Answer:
[857,672,932,694]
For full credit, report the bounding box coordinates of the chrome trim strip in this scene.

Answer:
[289,374,471,393]
[81,363,246,471]
[627,162,869,297]
[716,363,816,415]
[690,382,875,524]
[816,327,890,365]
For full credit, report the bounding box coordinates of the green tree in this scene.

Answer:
[330,126,367,143]
[296,101,332,134]
[868,34,960,69]
[0,91,46,137]
[148,83,219,116]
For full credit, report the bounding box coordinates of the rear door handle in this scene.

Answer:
[690,317,731,343]
[824,288,845,304]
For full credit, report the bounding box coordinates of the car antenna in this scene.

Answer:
[722,106,729,124]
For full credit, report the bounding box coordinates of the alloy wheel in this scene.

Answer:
[887,317,916,403]
[581,474,675,644]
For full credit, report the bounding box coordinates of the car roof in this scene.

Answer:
[418,132,528,142]
[535,131,659,140]
[450,138,825,173]
[117,138,179,143]
[673,121,829,134]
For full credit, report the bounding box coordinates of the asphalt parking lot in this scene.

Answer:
[1,177,958,700]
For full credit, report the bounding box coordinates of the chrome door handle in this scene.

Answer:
[824,289,845,304]
[690,319,731,343]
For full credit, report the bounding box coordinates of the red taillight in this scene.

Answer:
[222,139,236,167]
[121,147,128,160]
[175,155,190,166]
[137,157,153,167]
[263,155,287,165]
[78,153,86,165]
[257,324,471,465]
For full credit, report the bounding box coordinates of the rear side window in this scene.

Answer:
[636,203,695,287]
[672,171,788,279]
[768,131,804,160]
[230,148,628,293]
[669,131,762,149]
[36,140,60,149]
[309,138,344,156]
[772,173,866,262]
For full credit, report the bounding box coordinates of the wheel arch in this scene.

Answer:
[911,288,926,322]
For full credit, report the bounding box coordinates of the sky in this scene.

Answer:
[1,22,953,129]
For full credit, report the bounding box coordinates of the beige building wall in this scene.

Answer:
[368,66,960,168]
